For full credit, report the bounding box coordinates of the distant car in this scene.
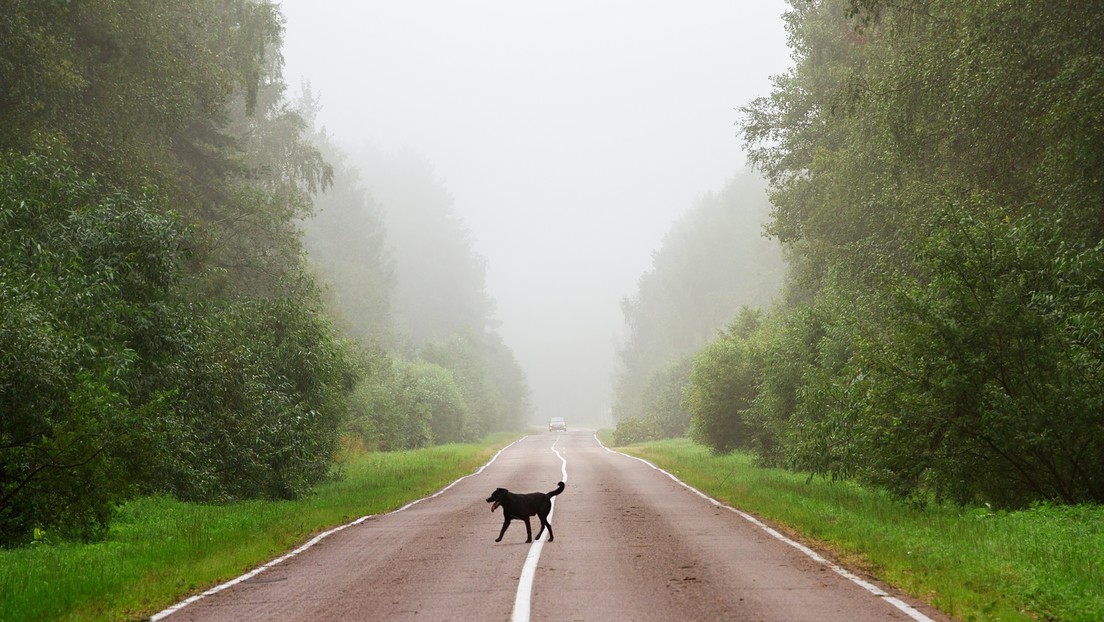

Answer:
[548,417,567,432]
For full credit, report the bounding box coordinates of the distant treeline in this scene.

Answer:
[615,0,1104,508]
[0,0,526,547]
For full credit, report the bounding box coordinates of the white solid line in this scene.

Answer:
[594,434,936,622]
[510,436,569,622]
[150,438,524,621]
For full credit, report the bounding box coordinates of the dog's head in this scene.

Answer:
[486,488,508,512]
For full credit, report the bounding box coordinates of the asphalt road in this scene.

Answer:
[157,431,949,621]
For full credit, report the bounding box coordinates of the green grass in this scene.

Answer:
[0,433,520,622]
[8,433,1098,621]
[612,436,1104,622]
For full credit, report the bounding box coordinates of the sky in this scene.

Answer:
[277,1,794,426]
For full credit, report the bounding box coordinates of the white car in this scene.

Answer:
[548,417,567,432]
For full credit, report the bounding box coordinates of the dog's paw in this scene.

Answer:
[495,537,503,542]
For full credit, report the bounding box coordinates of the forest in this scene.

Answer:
[614,0,1104,509]
[4,0,1103,553]
[0,0,527,547]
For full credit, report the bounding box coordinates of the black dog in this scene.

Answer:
[486,481,565,543]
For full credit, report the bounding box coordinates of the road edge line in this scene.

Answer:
[150,437,524,621]
[594,434,935,622]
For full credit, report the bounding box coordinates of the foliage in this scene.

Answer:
[310,144,529,441]
[148,296,356,502]
[704,208,1104,507]
[724,0,1104,507]
[0,0,526,551]
[352,146,495,345]
[0,1,361,546]
[422,335,515,440]
[0,149,181,543]
[732,282,861,473]
[636,357,694,439]
[0,0,283,193]
[346,354,469,451]
[737,307,813,467]
[477,331,530,434]
[612,416,664,446]
[343,335,526,452]
[850,208,1104,506]
[412,362,470,445]
[347,356,427,452]
[300,120,395,347]
[684,308,764,453]
[614,172,785,427]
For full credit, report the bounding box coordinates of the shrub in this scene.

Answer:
[0,150,182,544]
[612,416,663,446]
[684,308,762,453]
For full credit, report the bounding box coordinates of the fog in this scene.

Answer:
[277,1,793,426]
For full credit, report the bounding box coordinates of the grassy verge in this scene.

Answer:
[0,433,521,622]
[611,437,1103,622]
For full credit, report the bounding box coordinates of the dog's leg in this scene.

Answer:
[522,517,533,543]
[536,512,553,542]
[534,512,546,541]
[496,517,511,542]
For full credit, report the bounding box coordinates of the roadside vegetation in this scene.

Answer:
[614,437,1104,622]
[613,0,1104,532]
[0,434,517,622]
[609,6,1104,618]
[1,0,528,550]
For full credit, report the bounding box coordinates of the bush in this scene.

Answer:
[0,151,359,545]
[0,150,182,544]
[154,297,353,502]
[346,355,468,451]
[612,416,663,446]
[684,308,763,453]
[634,358,693,439]
[852,207,1104,506]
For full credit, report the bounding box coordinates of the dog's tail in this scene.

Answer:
[548,481,565,497]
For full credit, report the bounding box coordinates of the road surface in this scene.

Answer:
[156,431,949,621]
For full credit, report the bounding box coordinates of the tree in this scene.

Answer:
[346,355,465,451]
[0,1,361,544]
[300,123,395,348]
[422,336,509,440]
[684,309,764,453]
[146,295,355,502]
[0,0,282,195]
[338,144,528,436]
[351,146,496,345]
[615,172,785,427]
[850,208,1104,505]
[737,0,1104,506]
[0,149,182,543]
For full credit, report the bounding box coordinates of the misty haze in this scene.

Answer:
[282,0,794,429]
